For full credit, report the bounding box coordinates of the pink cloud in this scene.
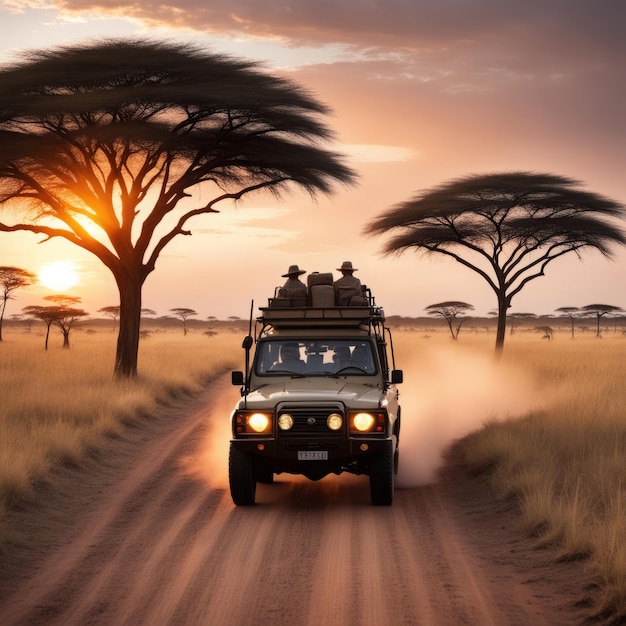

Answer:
[16,1,626,67]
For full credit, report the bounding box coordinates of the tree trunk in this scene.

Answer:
[494,294,508,358]
[115,273,143,379]
[0,296,6,342]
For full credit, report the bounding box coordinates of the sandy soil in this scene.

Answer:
[0,375,599,625]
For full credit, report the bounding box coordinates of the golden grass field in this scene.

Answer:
[0,326,240,540]
[459,331,626,618]
[0,322,624,617]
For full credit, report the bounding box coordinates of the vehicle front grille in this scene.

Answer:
[277,405,344,437]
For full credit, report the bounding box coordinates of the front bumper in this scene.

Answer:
[230,435,393,472]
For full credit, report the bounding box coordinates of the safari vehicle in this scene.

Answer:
[229,286,403,506]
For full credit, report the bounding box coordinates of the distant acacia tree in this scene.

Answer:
[0,266,36,341]
[555,306,581,338]
[581,304,624,338]
[0,39,355,377]
[44,295,88,348]
[536,326,554,341]
[365,172,625,356]
[9,313,29,331]
[170,308,198,336]
[23,305,60,349]
[508,312,537,335]
[98,305,120,330]
[424,301,474,340]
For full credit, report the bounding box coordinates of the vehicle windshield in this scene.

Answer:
[255,339,377,376]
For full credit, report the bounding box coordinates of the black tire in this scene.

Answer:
[256,467,274,484]
[229,444,256,505]
[369,442,394,505]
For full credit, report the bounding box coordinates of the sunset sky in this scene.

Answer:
[0,1,624,321]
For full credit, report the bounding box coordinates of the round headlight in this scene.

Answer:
[278,413,294,430]
[248,413,270,433]
[353,412,375,432]
[327,413,343,431]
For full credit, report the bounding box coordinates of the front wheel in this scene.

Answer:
[369,442,395,506]
[256,467,274,484]
[229,444,256,505]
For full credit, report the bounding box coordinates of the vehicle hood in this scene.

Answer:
[238,379,384,410]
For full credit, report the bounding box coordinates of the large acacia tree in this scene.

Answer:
[0,39,355,377]
[364,172,625,354]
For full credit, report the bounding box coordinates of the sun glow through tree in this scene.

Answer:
[38,261,79,291]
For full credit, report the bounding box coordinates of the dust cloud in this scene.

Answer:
[396,347,538,487]
[179,384,239,490]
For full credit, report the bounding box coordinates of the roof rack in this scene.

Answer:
[258,305,385,329]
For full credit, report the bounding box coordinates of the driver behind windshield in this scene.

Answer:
[271,342,306,374]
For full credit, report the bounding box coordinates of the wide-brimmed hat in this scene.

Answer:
[282,264,306,277]
[337,261,358,272]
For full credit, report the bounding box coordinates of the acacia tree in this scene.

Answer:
[555,306,580,338]
[98,305,120,330]
[424,301,474,340]
[170,307,198,336]
[22,305,60,349]
[0,39,355,377]
[509,312,536,335]
[536,326,554,341]
[44,295,88,348]
[364,172,625,355]
[581,303,624,338]
[0,266,36,341]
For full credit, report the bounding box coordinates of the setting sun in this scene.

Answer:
[38,261,80,291]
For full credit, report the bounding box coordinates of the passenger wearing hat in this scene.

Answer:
[334,261,363,306]
[279,264,307,300]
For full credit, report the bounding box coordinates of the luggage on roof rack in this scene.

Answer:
[258,305,385,329]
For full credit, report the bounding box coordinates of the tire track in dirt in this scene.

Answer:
[0,375,594,625]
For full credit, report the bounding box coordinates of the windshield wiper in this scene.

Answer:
[267,369,306,377]
[333,366,369,376]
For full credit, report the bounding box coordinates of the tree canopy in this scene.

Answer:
[0,39,356,376]
[364,172,625,354]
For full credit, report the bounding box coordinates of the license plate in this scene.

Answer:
[298,451,328,460]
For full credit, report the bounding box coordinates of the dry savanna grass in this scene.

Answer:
[0,326,239,545]
[453,332,626,620]
[389,326,625,619]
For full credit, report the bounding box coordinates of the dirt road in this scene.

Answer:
[0,376,594,625]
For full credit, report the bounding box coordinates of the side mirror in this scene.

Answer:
[231,371,244,386]
[391,370,403,384]
[242,335,253,350]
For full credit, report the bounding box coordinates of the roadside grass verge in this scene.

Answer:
[0,328,239,547]
[458,333,626,620]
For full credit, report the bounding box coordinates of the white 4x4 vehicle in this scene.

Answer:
[229,298,403,505]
